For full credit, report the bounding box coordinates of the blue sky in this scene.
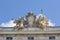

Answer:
[0,0,60,26]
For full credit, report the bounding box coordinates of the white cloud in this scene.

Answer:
[0,20,16,27]
[48,20,55,26]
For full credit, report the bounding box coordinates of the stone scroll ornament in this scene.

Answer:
[13,17,24,30]
[39,23,44,31]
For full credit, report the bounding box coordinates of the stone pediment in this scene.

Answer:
[13,11,49,31]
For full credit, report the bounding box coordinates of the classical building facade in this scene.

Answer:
[0,12,60,40]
